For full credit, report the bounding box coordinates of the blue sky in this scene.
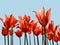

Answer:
[0,0,60,45]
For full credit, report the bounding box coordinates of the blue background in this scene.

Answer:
[0,0,60,45]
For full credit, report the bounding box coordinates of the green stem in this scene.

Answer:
[37,36,39,45]
[10,36,11,45]
[33,34,36,45]
[12,35,13,45]
[7,35,9,45]
[42,35,43,45]
[7,28,9,45]
[46,37,49,45]
[42,26,44,45]
[29,34,31,45]
[19,38,21,45]
[52,40,54,45]
[42,34,44,45]
[24,33,26,45]
[50,40,51,45]
[11,28,13,45]
[4,36,6,45]
[57,42,58,45]
[10,35,13,45]
[26,33,28,45]
[44,26,46,45]
[24,33,28,45]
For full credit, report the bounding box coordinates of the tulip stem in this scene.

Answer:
[24,33,26,45]
[11,28,13,45]
[19,38,21,45]
[4,36,6,45]
[52,40,54,45]
[50,40,51,45]
[57,42,58,45]
[10,36,11,45]
[46,37,49,45]
[12,35,13,45]
[26,33,28,45]
[42,35,43,45]
[42,34,44,45]
[24,33,28,45]
[44,26,46,45]
[7,29,9,45]
[42,26,44,45]
[7,35,9,45]
[29,34,31,45]
[37,36,39,45]
[33,34,36,45]
[10,35,13,45]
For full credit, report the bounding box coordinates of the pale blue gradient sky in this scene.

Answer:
[0,0,60,45]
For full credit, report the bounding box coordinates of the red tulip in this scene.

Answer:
[2,27,8,36]
[18,15,31,33]
[47,32,54,40]
[33,26,41,36]
[56,27,60,36]
[8,30,13,36]
[46,21,55,34]
[9,14,18,27]
[0,14,18,29]
[46,21,55,40]
[30,20,37,31]
[33,8,51,26]
[47,33,52,40]
[23,15,30,22]
[53,35,59,42]
[55,26,60,41]
[15,30,23,38]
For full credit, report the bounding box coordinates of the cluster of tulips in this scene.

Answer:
[0,7,60,45]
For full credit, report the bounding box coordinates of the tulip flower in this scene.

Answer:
[33,7,51,26]
[15,30,23,45]
[56,25,60,40]
[53,35,59,42]
[46,21,55,45]
[2,27,8,36]
[33,26,41,45]
[2,27,7,45]
[4,14,18,28]
[54,25,60,45]
[18,15,30,33]
[15,30,23,38]
[30,20,37,45]
[8,30,13,36]
[53,29,59,45]
[18,15,32,45]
